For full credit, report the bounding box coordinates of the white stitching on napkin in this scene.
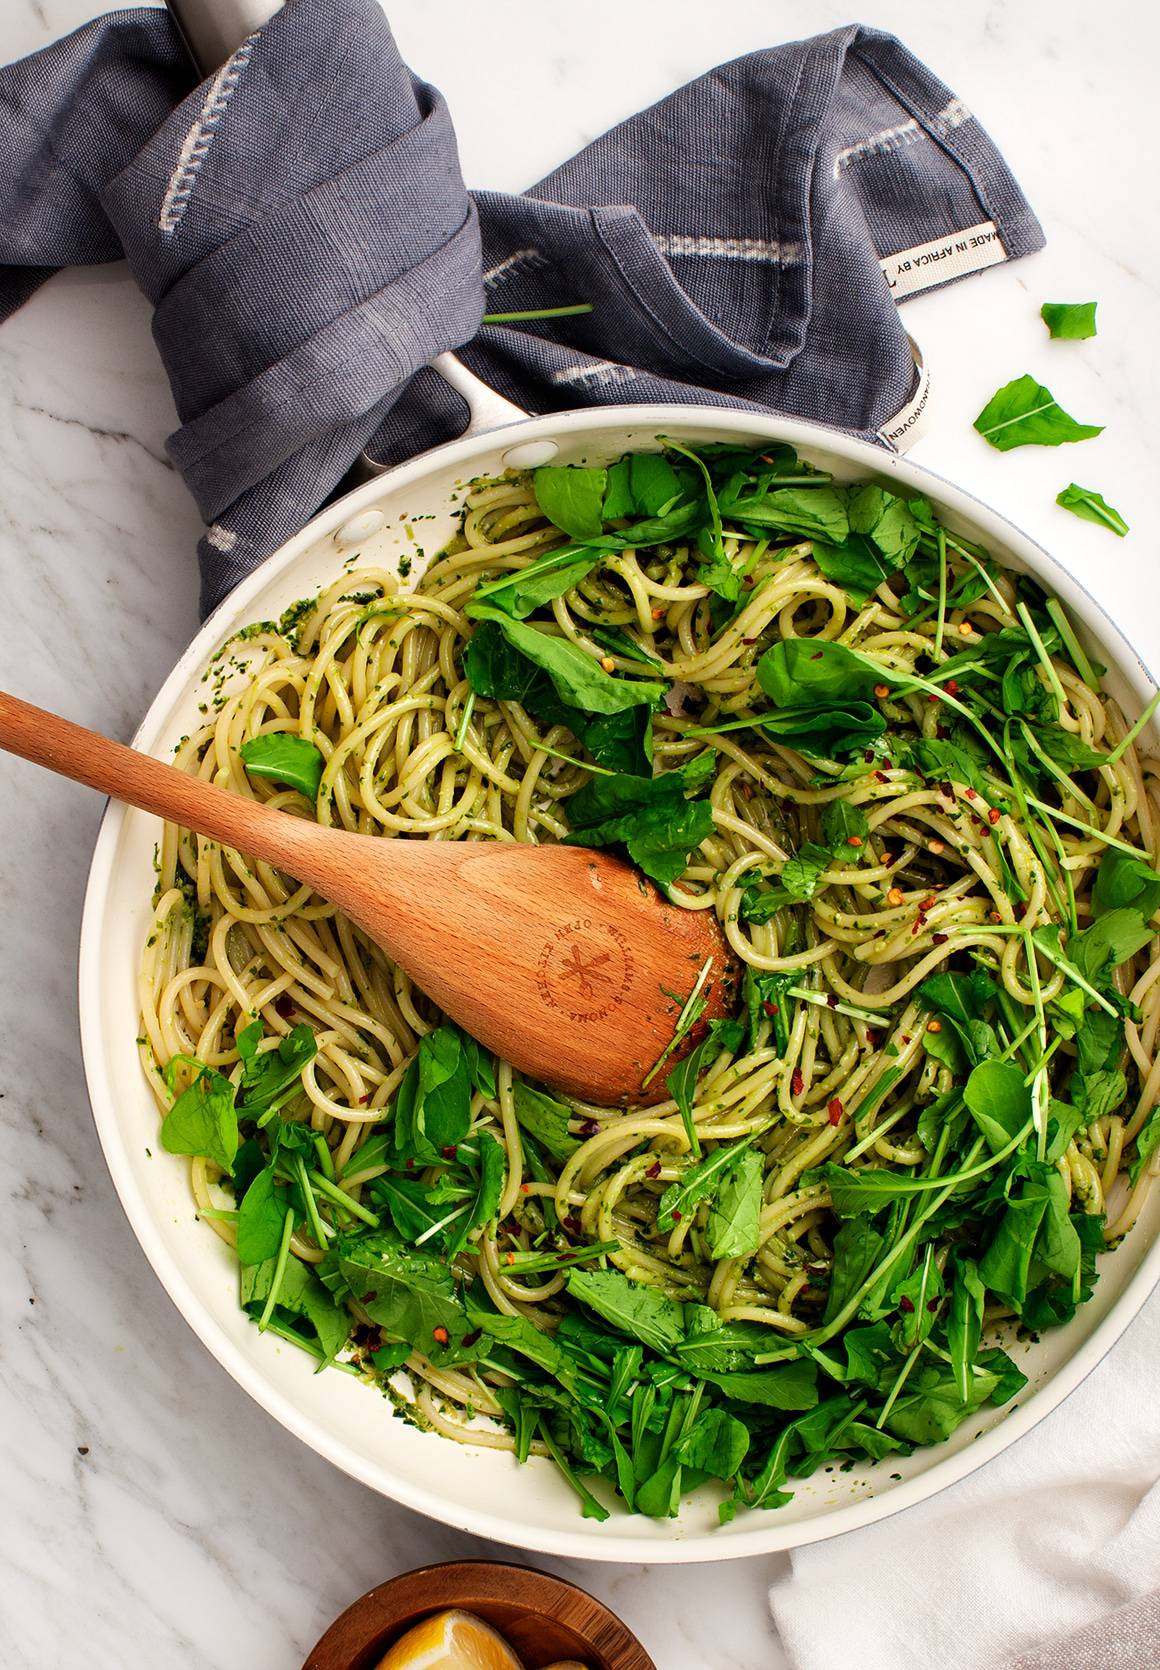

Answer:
[652,234,804,264]
[205,523,237,552]
[551,359,639,388]
[483,248,550,287]
[158,36,257,235]
[833,98,973,178]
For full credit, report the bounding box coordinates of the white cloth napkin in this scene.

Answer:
[768,1285,1160,1670]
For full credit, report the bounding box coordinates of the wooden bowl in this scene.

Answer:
[301,1561,656,1670]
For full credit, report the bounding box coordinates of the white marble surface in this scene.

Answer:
[1,2,1158,1666]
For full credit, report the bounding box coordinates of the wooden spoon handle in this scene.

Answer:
[0,688,325,881]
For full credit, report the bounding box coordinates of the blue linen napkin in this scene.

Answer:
[0,2,1043,616]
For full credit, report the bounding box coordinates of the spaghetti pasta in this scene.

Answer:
[139,441,1160,1522]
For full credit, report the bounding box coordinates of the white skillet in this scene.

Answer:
[80,365,1160,1559]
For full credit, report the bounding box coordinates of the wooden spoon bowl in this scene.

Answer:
[0,690,737,1104]
[300,1561,656,1670]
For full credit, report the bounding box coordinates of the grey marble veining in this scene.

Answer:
[1,3,1157,1667]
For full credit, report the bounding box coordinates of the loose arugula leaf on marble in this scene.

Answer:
[239,733,325,799]
[1040,301,1097,340]
[1056,484,1129,537]
[973,375,1103,451]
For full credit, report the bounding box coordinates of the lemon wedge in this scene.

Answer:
[376,1608,525,1670]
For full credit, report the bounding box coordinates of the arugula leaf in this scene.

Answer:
[467,608,666,716]
[471,546,604,618]
[161,1064,238,1173]
[512,1082,580,1162]
[780,842,832,900]
[758,638,882,708]
[563,761,715,887]
[242,1254,350,1362]
[890,1250,945,1353]
[396,1026,472,1161]
[718,480,850,543]
[603,452,686,520]
[565,1268,686,1353]
[657,1125,769,1231]
[1129,1107,1160,1185]
[446,1131,506,1257]
[973,375,1103,451]
[591,625,663,670]
[676,1318,782,1372]
[947,1255,986,1403]
[373,1172,459,1242]
[701,1359,819,1410]
[331,1233,476,1364]
[1069,909,1154,988]
[672,1409,749,1479]
[963,1060,1030,1154]
[533,464,608,539]
[239,733,325,800]
[908,735,989,796]
[666,1017,745,1160]
[841,1321,896,1388]
[979,1162,1079,1308]
[883,1360,1001,1444]
[707,1148,764,1261]
[235,1165,288,1264]
[1056,484,1129,538]
[1040,301,1097,340]
[742,967,794,1055]
[1092,850,1160,924]
[821,798,870,852]
[823,1218,886,1322]
[811,486,922,604]
[238,1023,317,1122]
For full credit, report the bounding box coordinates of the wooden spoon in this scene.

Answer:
[0,690,736,1103]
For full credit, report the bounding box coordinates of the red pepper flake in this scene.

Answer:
[873,683,890,699]
[945,679,960,695]
[827,1097,844,1125]
[875,770,890,784]
[646,1161,662,1179]
[274,993,295,1019]
[901,1033,912,1045]
[505,1251,517,1265]
[919,895,937,911]
[463,1329,482,1347]
[741,636,757,646]
[405,1158,414,1170]
[899,1296,915,1314]
[762,1000,779,1017]
[927,1297,941,1313]
[927,693,939,704]
[864,750,875,763]
[940,781,954,799]
[847,835,863,847]
[564,1215,582,1235]
[936,725,949,740]
[866,1030,881,1049]
[965,788,978,801]
[441,1145,457,1159]
[791,1067,804,1097]
[432,1326,450,1345]
[988,806,1001,825]
[932,932,949,945]
[670,1209,683,1222]
[881,758,894,771]
[520,1182,531,1194]
[811,650,824,661]
[742,576,755,589]
[827,993,839,1009]
[579,1119,600,1137]
[359,1093,371,1105]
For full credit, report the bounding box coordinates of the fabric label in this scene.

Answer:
[881,220,1007,301]
[878,335,931,451]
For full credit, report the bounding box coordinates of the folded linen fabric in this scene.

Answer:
[0,3,1042,616]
